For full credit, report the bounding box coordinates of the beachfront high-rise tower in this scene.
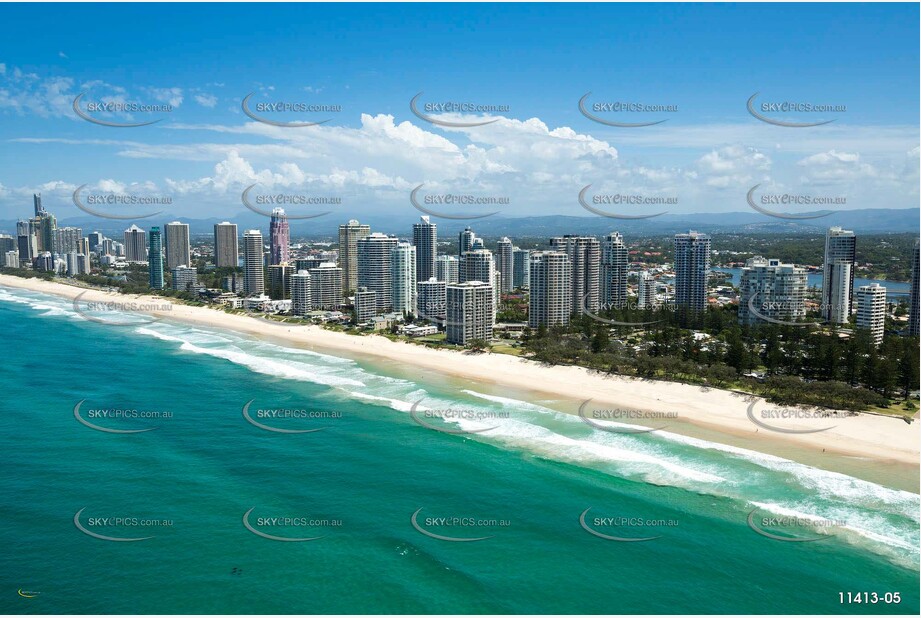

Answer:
[601,232,628,308]
[148,227,164,290]
[291,271,312,316]
[529,251,571,328]
[309,263,343,310]
[338,219,371,296]
[909,239,919,338]
[243,229,265,296]
[214,222,239,268]
[673,230,711,312]
[163,221,191,270]
[496,237,514,295]
[446,281,494,345]
[513,248,530,289]
[390,242,417,315]
[550,235,601,315]
[418,277,447,323]
[638,271,657,309]
[124,225,148,263]
[435,255,459,284]
[412,216,437,282]
[269,208,290,266]
[822,227,856,324]
[357,233,399,312]
[856,283,887,346]
[737,256,807,326]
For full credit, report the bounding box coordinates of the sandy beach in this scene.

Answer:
[3,273,918,475]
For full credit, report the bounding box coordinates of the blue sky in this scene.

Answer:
[0,2,918,225]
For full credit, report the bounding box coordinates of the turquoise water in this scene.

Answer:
[0,285,918,614]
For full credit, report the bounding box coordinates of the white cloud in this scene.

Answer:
[194,93,218,108]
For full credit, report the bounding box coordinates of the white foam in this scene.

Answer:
[135,327,365,387]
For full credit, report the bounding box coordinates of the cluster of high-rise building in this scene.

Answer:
[734,226,906,346]
[4,194,920,348]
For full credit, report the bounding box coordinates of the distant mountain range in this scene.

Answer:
[1,208,918,239]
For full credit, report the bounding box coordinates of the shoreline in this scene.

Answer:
[2,273,918,488]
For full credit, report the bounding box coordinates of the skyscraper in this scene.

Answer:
[88,231,104,253]
[822,227,856,324]
[16,232,38,265]
[856,283,886,346]
[601,232,628,308]
[269,208,290,265]
[412,216,437,282]
[33,193,44,217]
[460,249,495,285]
[529,251,571,328]
[390,242,417,315]
[171,265,198,292]
[459,227,476,256]
[638,271,657,309]
[436,255,459,284]
[55,227,83,255]
[354,287,378,323]
[673,231,711,312]
[446,281,494,345]
[243,229,265,296]
[214,221,239,268]
[418,278,447,323]
[291,271,312,315]
[34,211,56,255]
[550,235,601,315]
[737,257,807,326]
[460,248,497,316]
[124,225,148,263]
[148,227,164,289]
[909,239,919,338]
[164,221,191,269]
[309,263,343,310]
[496,237,514,294]
[357,233,399,311]
[513,248,530,289]
[338,219,371,295]
[267,264,293,300]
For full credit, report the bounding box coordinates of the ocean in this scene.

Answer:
[0,284,918,614]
